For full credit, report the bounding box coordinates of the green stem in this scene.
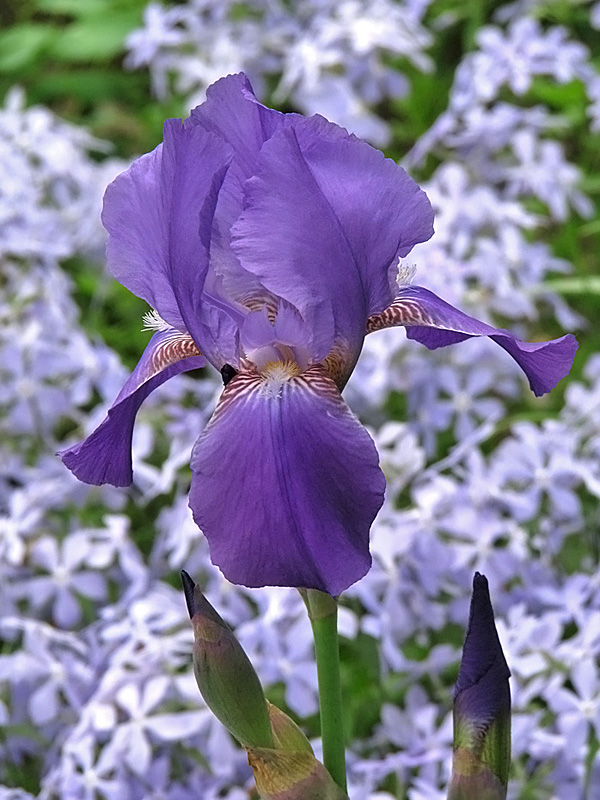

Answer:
[301,589,347,792]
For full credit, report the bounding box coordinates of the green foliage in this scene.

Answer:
[63,256,149,370]
[0,0,182,156]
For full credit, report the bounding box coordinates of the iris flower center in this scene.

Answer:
[259,358,301,398]
[247,342,310,373]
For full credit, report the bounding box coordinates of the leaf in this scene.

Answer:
[34,0,108,16]
[541,277,600,296]
[0,24,57,72]
[47,10,142,62]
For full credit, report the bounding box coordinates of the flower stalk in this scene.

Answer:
[301,589,347,792]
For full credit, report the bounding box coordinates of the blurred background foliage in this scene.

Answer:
[0,0,177,154]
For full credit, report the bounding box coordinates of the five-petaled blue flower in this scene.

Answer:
[61,73,577,596]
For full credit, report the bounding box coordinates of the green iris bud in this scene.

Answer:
[182,572,348,799]
[181,570,273,749]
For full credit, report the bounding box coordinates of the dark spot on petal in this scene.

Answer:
[220,364,237,386]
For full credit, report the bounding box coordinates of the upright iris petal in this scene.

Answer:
[60,73,577,596]
[231,116,434,381]
[102,118,232,347]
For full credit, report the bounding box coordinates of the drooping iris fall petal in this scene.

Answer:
[189,367,385,595]
[60,329,205,486]
[367,286,578,396]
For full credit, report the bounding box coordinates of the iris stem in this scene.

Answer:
[301,588,347,792]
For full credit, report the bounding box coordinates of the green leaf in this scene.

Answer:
[0,24,56,72]
[34,0,108,16]
[47,10,142,62]
[540,276,600,295]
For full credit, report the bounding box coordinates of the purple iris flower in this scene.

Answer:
[60,73,577,596]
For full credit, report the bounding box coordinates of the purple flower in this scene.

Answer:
[449,572,511,800]
[454,574,510,731]
[61,73,577,595]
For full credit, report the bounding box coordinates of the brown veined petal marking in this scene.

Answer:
[366,296,436,334]
[149,330,203,374]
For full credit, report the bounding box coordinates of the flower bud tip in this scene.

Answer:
[180,569,195,619]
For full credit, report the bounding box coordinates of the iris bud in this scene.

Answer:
[181,571,347,798]
[267,702,313,754]
[247,748,350,800]
[181,570,273,749]
[448,573,511,800]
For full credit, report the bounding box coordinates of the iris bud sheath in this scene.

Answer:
[181,570,273,750]
[448,573,511,800]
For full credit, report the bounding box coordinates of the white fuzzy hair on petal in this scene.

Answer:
[396,261,417,287]
[142,309,172,333]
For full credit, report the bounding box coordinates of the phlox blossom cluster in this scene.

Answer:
[126,0,433,145]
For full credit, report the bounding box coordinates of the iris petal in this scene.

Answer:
[290,114,435,310]
[60,330,206,486]
[102,117,233,361]
[367,286,578,396]
[231,118,433,377]
[191,73,284,309]
[231,127,355,364]
[189,366,385,595]
[191,73,282,174]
